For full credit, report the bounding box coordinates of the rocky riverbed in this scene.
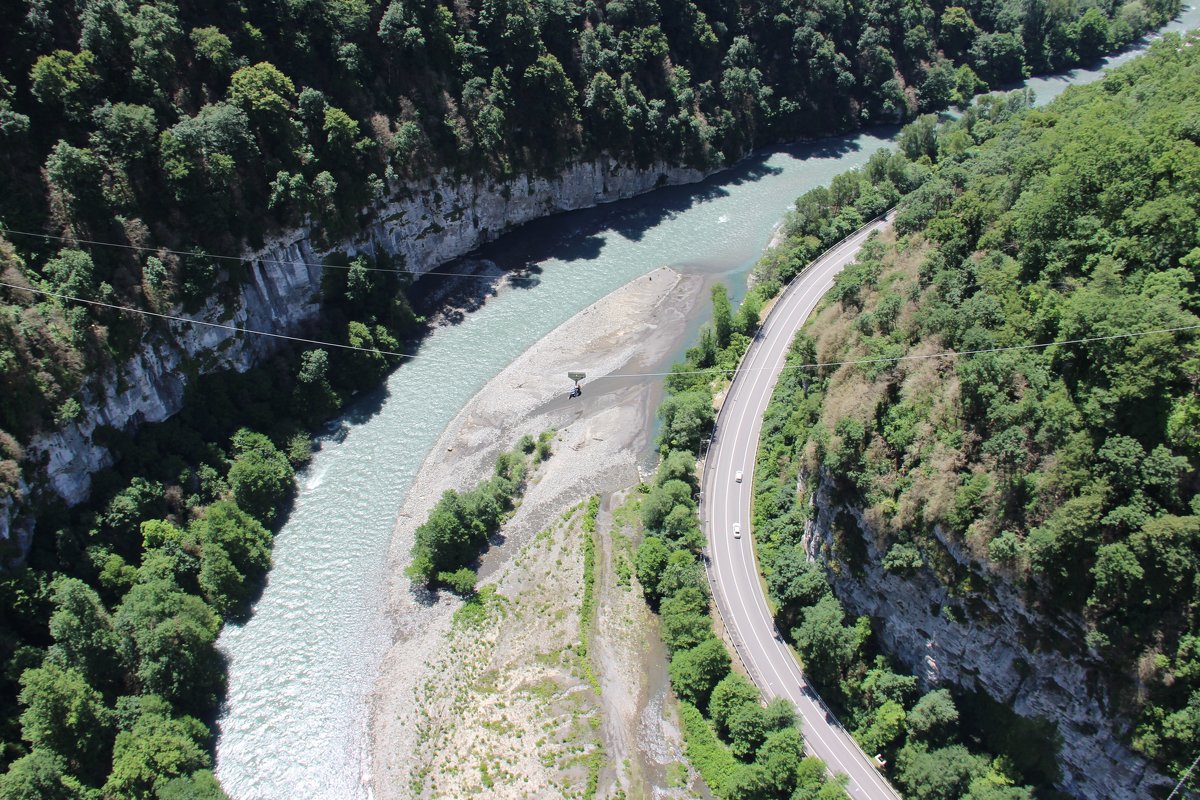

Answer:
[368,267,708,798]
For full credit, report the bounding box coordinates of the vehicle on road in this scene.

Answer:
[733,523,742,539]
[735,469,743,482]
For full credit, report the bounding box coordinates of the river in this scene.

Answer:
[214,11,1200,797]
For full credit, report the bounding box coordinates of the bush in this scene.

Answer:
[669,638,731,711]
[437,568,477,596]
[678,701,742,797]
[227,429,294,524]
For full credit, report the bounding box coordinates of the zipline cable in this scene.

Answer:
[596,322,1200,380]
[1167,750,1200,800]
[0,280,426,361]
[4,279,1198,381]
[0,225,528,280]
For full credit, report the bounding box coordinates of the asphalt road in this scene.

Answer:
[700,214,903,800]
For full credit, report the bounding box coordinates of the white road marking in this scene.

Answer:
[701,216,903,800]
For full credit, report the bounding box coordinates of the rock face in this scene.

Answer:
[7,158,704,552]
[803,474,1172,800]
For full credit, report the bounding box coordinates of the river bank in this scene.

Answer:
[368,266,705,797]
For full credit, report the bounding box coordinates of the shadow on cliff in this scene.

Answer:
[408,130,883,325]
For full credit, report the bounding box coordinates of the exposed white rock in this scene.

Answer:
[248,158,702,277]
[6,158,705,553]
[803,473,1171,800]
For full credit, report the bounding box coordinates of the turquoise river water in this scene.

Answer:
[215,12,1200,797]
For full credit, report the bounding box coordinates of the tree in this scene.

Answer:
[669,637,730,710]
[954,65,985,105]
[660,607,711,653]
[734,290,762,337]
[45,142,105,214]
[519,54,580,159]
[190,26,233,72]
[710,672,760,736]
[226,429,294,524]
[0,750,85,800]
[965,778,1035,800]
[766,546,828,609]
[896,743,989,800]
[42,249,98,297]
[129,2,182,96]
[323,105,360,159]
[46,577,123,695]
[939,8,977,58]
[104,695,211,799]
[1089,542,1143,611]
[658,390,715,454]
[378,0,426,50]
[728,703,768,759]
[898,114,938,162]
[294,349,340,422]
[18,664,113,777]
[712,284,733,347]
[104,478,166,537]
[635,535,670,600]
[756,727,807,795]
[1073,8,1110,62]
[792,595,868,690]
[762,697,796,732]
[662,504,702,549]
[657,550,707,598]
[156,769,228,799]
[656,450,699,490]
[90,102,157,163]
[855,699,906,754]
[113,577,222,711]
[919,61,957,111]
[641,479,694,533]
[197,542,246,616]
[29,50,98,119]
[437,567,477,596]
[228,62,296,128]
[161,102,257,195]
[190,499,272,578]
[969,33,1027,86]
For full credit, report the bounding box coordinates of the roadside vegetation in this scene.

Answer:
[751,31,1200,794]
[634,291,851,799]
[407,431,553,594]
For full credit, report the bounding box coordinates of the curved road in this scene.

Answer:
[700,214,902,800]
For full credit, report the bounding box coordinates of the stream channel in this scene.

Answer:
[214,12,1200,797]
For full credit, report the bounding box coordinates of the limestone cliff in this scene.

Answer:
[9,158,704,548]
[803,473,1172,800]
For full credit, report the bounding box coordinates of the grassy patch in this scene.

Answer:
[677,701,740,797]
[579,495,601,694]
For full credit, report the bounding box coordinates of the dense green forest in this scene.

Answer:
[0,0,1188,794]
[750,31,1200,794]
[0,262,421,795]
[0,0,1179,450]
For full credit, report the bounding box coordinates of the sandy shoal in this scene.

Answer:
[368,265,704,799]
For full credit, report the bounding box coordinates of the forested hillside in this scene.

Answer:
[0,0,1187,795]
[0,0,1179,444]
[751,30,1200,794]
